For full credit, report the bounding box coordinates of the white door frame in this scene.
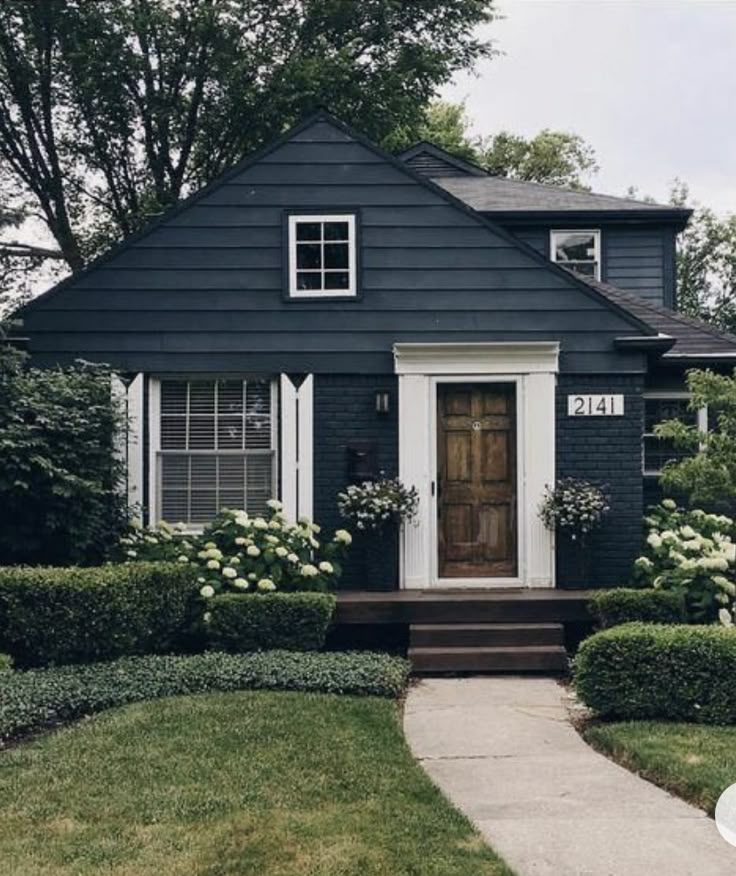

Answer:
[394,342,558,590]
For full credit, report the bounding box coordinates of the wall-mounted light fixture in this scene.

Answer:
[375,391,390,415]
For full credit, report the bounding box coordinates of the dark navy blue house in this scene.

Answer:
[20,112,736,600]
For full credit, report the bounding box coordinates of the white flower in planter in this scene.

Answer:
[334,529,352,545]
[275,546,288,558]
[233,578,249,590]
[246,545,261,557]
[206,559,220,570]
[300,564,318,577]
[267,499,283,511]
[253,518,268,530]
[287,553,299,563]
[647,533,663,549]
[257,578,276,591]
[222,567,237,579]
[319,561,334,574]
[234,537,247,546]
[200,585,215,598]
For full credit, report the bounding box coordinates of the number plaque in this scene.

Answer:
[567,394,624,417]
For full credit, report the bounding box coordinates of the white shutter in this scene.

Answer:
[279,374,314,522]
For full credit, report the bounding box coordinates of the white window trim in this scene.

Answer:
[642,390,708,477]
[148,377,278,529]
[550,229,601,281]
[288,213,357,298]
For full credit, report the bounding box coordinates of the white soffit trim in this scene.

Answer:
[393,342,560,375]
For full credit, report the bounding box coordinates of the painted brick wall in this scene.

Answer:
[556,374,645,588]
[313,374,399,589]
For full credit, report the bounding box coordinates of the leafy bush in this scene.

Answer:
[633,499,736,623]
[0,650,411,743]
[0,653,12,673]
[338,477,419,530]
[121,503,352,597]
[589,588,687,628]
[0,339,130,565]
[0,562,199,667]
[207,593,335,652]
[574,623,736,724]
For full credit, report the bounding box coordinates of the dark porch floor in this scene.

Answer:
[335,588,594,625]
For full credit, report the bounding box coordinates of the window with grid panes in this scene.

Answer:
[643,396,706,475]
[288,214,356,297]
[157,379,275,525]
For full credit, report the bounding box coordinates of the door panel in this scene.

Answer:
[437,383,517,578]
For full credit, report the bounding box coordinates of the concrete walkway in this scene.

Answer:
[404,677,735,876]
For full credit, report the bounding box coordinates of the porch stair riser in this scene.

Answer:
[408,622,568,674]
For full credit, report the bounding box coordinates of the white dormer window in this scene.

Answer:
[288,214,357,297]
[551,229,601,280]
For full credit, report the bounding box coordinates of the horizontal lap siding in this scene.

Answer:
[24,119,645,375]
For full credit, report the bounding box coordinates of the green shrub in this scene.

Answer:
[0,653,12,673]
[589,588,687,628]
[207,592,335,652]
[0,650,411,743]
[0,339,130,566]
[575,622,736,724]
[0,562,199,667]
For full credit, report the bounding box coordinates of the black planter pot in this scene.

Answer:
[352,523,400,591]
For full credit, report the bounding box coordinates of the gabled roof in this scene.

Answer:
[21,110,656,339]
[571,272,736,359]
[398,140,691,223]
[397,141,488,177]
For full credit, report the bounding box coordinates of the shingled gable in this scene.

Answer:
[23,110,654,339]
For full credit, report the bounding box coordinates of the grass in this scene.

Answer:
[585,720,736,815]
[0,690,513,876]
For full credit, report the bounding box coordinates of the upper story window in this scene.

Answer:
[551,229,601,280]
[288,214,357,298]
[642,393,708,476]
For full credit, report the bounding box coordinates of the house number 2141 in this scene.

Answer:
[567,394,624,416]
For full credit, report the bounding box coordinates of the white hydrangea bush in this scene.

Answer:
[120,500,352,598]
[337,476,419,531]
[633,498,736,624]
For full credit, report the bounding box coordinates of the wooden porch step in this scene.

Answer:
[408,644,568,674]
[410,622,564,648]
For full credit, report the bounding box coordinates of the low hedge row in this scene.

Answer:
[574,623,736,724]
[588,588,687,628]
[207,592,335,652]
[0,650,411,743]
[0,563,199,667]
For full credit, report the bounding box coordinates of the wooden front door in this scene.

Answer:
[437,383,517,579]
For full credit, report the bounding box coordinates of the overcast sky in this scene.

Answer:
[441,0,736,212]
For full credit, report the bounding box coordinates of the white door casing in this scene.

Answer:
[394,343,558,589]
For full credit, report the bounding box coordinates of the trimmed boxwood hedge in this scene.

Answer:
[0,650,411,743]
[588,588,687,629]
[575,623,736,724]
[0,562,199,667]
[207,592,335,652]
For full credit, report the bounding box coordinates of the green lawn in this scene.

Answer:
[585,721,736,815]
[0,690,513,876]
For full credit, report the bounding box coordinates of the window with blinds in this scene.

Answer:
[157,379,276,525]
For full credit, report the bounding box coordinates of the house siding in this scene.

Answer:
[556,374,645,587]
[505,223,677,308]
[23,119,648,377]
[313,374,399,589]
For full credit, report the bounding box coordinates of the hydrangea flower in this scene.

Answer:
[334,529,352,545]
[246,545,261,557]
[200,585,215,598]
[300,564,318,577]
[257,578,276,591]
[206,559,220,570]
[319,561,334,574]
[222,567,237,579]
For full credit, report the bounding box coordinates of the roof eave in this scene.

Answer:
[615,335,676,355]
[478,208,692,227]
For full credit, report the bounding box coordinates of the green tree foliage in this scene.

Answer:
[0,0,496,272]
[416,100,598,189]
[0,327,130,564]
[671,182,736,330]
[656,368,736,506]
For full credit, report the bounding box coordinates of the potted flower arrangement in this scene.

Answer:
[538,477,610,585]
[337,475,419,590]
